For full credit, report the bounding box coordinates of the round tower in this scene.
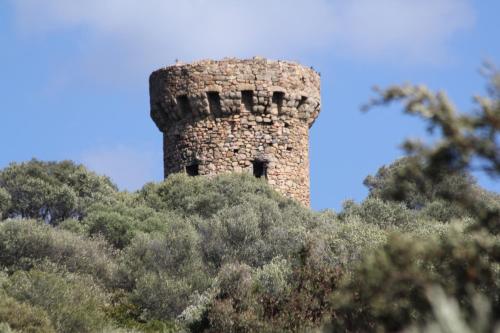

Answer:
[149,57,321,206]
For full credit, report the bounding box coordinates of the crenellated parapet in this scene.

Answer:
[150,57,320,129]
[149,58,322,206]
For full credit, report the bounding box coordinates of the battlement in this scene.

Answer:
[149,58,321,130]
[149,58,322,206]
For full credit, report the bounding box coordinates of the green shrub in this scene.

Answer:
[138,173,290,218]
[330,233,434,332]
[364,157,474,212]
[57,218,88,235]
[204,263,262,333]
[311,216,387,268]
[329,228,500,332]
[3,269,110,333]
[0,188,11,219]
[120,217,205,281]
[0,220,117,285]
[420,199,470,222]
[196,197,324,270]
[82,202,179,248]
[340,197,415,229]
[119,219,208,320]
[253,257,292,301]
[130,272,194,320]
[0,323,14,333]
[84,208,136,248]
[0,293,55,333]
[0,160,117,223]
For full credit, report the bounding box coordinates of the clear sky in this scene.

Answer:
[0,0,499,211]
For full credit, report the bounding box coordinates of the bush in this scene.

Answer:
[329,227,500,332]
[0,188,11,219]
[197,196,326,270]
[330,233,434,332]
[57,218,88,235]
[0,220,117,285]
[420,199,470,222]
[119,218,209,320]
[0,160,117,223]
[311,216,387,268]
[3,269,110,333]
[82,202,176,249]
[204,263,262,333]
[253,257,292,302]
[120,217,205,282]
[130,272,194,320]
[0,293,55,333]
[138,173,291,218]
[340,197,415,229]
[363,157,474,212]
[0,323,14,333]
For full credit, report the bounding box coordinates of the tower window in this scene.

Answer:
[186,163,199,176]
[177,95,192,114]
[272,91,284,113]
[207,92,222,115]
[252,160,268,179]
[241,90,253,112]
[297,96,308,109]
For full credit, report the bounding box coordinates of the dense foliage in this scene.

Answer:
[0,67,498,332]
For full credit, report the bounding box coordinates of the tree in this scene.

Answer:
[327,64,500,332]
[0,188,10,219]
[363,63,500,232]
[0,160,117,223]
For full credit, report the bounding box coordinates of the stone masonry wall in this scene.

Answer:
[149,57,321,206]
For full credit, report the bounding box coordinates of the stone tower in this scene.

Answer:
[149,57,321,206]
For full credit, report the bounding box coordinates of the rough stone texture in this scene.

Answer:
[149,57,321,206]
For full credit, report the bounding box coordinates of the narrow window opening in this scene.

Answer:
[272,92,284,113]
[253,160,268,179]
[177,95,192,114]
[186,164,199,176]
[233,149,239,153]
[207,92,222,116]
[241,90,253,112]
[297,96,308,109]
[287,146,293,151]
[284,123,290,128]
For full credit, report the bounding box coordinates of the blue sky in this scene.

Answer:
[0,0,498,211]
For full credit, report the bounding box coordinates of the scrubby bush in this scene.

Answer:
[330,233,436,332]
[2,269,110,333]
[364,157,474,211]
[196,195,326,270]
[0,160,116,222]
[124,226,202,275]
[0,188,10,219]
[0,219,117,284]
[57,218,88,234]
[130,273,194,320]
[340,197,415,228]
[0,293,55,333]
[310,216,387,268]
[138,173,291,218]
[82,202,178,249]
[253,257,292,302]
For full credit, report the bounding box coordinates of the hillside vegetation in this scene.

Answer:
[0,67,498,332]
